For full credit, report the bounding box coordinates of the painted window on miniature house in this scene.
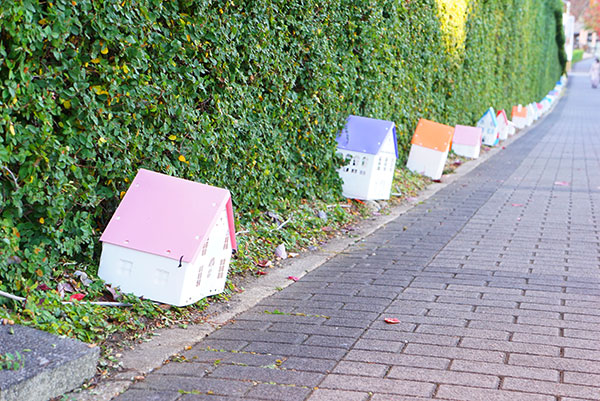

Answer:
[207,257,215,279]
[377,157,382,171]
[383,157,388,171]
[201,239,209,256]
[217,259,226,279]
[223,234,229,250]
[196,266,203,287]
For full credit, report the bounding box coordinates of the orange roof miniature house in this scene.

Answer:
[406,119,454,180]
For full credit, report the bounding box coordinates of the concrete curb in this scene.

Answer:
[66,93,563,401]
[0,325,99,401]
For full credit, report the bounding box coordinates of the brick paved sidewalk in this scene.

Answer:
[114,65,600,401]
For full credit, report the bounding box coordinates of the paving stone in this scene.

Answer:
[450,359,559,382]
[243,383,312,400]
[436,384,556,401]
[319,374,435,397]
[306,389,369,401]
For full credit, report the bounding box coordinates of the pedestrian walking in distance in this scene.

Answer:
[590,57,600,88]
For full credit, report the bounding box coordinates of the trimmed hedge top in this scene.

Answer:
[0,0,565,291]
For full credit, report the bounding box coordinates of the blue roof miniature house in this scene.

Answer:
[336,115,397,200]
[477,108,500,147]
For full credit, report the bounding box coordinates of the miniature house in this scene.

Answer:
[336,115,397,200]
[98,169,237,307]
[537,102,544,116]
[495,110,510,141]
[452,125,482,159]
[512,105,528,129]
[528,103,538,122]
[406,118,454,180]
[477,108,500,146]
[507,120,516,136]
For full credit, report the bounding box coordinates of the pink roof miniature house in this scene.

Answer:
[99,169,237,306]
[452,125,482,159]
[336,115,397,200]
[406,118,454,180]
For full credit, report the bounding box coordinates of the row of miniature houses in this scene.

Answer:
[96,78,565,307]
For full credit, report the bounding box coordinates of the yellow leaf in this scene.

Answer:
[63,100,71,109]
[98,137,107,144]
[91,58,101,64]
[178,155,187,163]
[122,64,130,74]
[186,34,191,42]
[120,191,126,199]
[39,217,45,224]
[101,47,108,54]
[39,18,48,25]
[9,123,15,136]
[35,269,43,277]
[168,135,177,141]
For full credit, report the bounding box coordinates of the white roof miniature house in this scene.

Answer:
[452,125,482,159]
[512,105,528,129]
[477,108,500,147]
[527,103,538,122]
[336,115,397,200]
[98,169,237,306]
[495,110,510,141]
[406,118,454,180]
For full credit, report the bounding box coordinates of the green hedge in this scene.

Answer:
[0,0,565,292]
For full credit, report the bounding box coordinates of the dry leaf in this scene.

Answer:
[287,276,299,282]
[384,318,400,324]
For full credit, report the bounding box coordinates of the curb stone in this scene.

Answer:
[65,92,562,401]
[0,325,99,401]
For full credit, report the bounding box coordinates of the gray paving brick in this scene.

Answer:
[332,361,389,377]
[502,378,600,399]
[278,356,337,372]
[459,337,560,356]
[344,350,450,369]
[450,359,559,381]
[243,383,312,400]
[436,385,555,401]
[403,343,506,363]
[209,364,324,386]
[509,354,600,374]
[307,389,369,401]
[319,374,435,397]
[131,375,252,396]
[387,366,499,388]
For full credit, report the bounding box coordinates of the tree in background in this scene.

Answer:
[585,0,600,34]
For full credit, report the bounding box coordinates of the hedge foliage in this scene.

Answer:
[0,0,565,292]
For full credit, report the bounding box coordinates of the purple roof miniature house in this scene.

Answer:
[99,169,237,306]
[336,115,397,200]
[451,125,482,159]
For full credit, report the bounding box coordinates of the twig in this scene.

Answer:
[0,290,25,302]
[235,230,250,236]
[0,290,131,306]
[61,301,132,307]
[0,165,19,188]
[327,204,351,208]
[269,217,292,232]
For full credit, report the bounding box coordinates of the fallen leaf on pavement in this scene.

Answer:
[287,276,299,282]
[384,318,400,324]
[256,260,272,268]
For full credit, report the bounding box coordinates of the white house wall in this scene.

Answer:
[99,242,188,306]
